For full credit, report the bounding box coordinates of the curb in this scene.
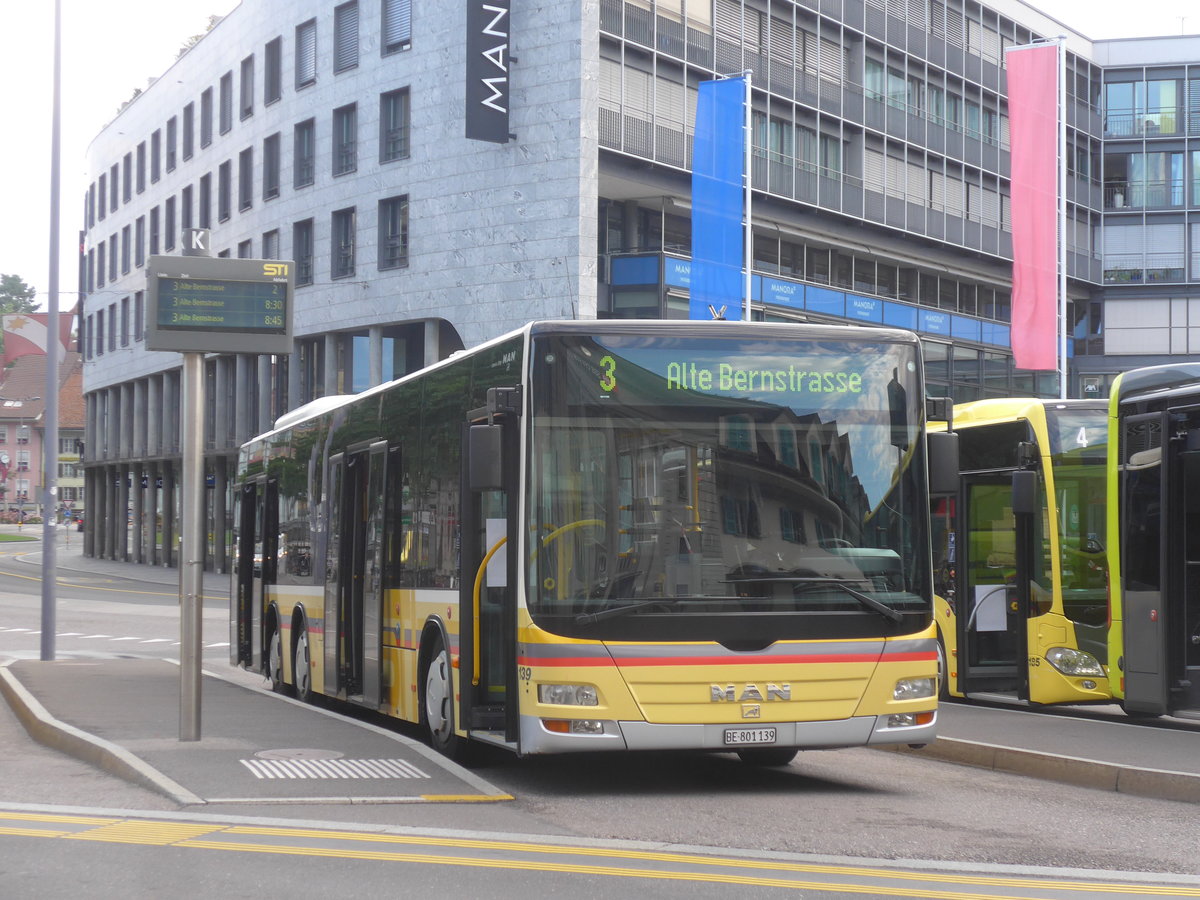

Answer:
[0,660,205,806]
[884,738,1200,804]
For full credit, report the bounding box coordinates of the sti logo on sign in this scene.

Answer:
[465,0,510,143]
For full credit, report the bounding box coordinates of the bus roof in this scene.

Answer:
[946,397,1105,429]
[1111,363,1200,405]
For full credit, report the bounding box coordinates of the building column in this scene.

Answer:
[623,200,639,252]
[288,345,303,410]
[214,356,231,451]
[257,356,273,433]
[369,325,384,387]
[117,465,130,561]
[234,355,251,446]
[423,320,440,367]
[324,332,340,397]
[146,375,161,456]
[104,464,117,560]
[131,463,144,564]
[161,462,176,568]
[83,465,96,558]
[133,379,147,459]
[144,461,158,566]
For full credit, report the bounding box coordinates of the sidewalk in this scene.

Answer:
[0,657,511,807]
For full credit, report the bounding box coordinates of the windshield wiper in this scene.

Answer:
[574,599,679,625]
[790,577,904,623]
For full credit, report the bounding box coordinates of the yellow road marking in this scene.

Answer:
[0,815,1192,897]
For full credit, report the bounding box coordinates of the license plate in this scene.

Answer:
[723,727,777,746]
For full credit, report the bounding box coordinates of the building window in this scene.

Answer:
[96,243,106,288]
[264,36,282,105]
[296,19,317,89]
[165,196,176,251]
[238,147,253,211]
[378,195,409,269]
[120,296,130,347]
[200,88,213,147]
[85,315,93,358]
[150,130,161,183]
[380,87,410,162]
[263,133,280,200]
[136,142,146,192]
[87,183,95,227]
[293,219,314,285]
[240,55,254,119]
[181,185,193,229]
[334,2,359,72]
[182,103,194,159]
[199,173,212,228]
[135,216,145,267]
[219,71,234,134]
[167,117,178,170]
[121,225,131,274]
[333,103,357,175]
[110,163,118,211]
[95,309,104,355]
[331,207,356,278]
[122,153,132,202]
[294,118,315,188]
[262,229,279,259]
[108,303,117,351]
[382,0,412,54]
[97,174,106,220]
[218,161,231,222]
[150,206,160,255]
[109,233,118,281]
[135,291,144,341]
[238,239,253,258]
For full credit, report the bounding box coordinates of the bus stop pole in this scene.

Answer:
[180,350,205,741]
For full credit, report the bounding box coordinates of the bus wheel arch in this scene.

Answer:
[292,608,314,703]
[935,627,951,700]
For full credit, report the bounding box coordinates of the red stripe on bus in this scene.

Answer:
[516,652,932,668]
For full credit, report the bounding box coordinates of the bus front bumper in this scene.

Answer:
[518,711,937,755]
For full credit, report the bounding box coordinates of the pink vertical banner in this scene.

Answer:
[1006,43,1059,371]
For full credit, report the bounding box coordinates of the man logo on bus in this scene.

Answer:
[711,684,791,702]
[263,263,289,277]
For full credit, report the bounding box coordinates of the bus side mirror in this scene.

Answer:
[1011,470,1038,516]
[926,431,959,496]
[468,423,504,491]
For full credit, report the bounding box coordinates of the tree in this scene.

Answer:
[0,274,37,315]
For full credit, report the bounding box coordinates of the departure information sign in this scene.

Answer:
[145,256,294,354]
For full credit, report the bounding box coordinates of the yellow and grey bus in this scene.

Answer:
[1106,363,1200,719]
[930,398,1110,706]
[231,320,952,764]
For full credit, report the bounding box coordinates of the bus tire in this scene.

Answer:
[422,636,464,760]
[267,621,291,695]
[935,634,951,701]
[737,747,798,767]
[293,626,314,704]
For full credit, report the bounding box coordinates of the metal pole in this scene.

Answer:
[41,0,62,661]
[180,351,205,741]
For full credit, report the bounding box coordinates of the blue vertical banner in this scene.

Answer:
[691,76,746,321]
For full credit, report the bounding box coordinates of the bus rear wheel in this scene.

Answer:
[737,747,798,767]
[293,627,313,704]
[267,624,291,695]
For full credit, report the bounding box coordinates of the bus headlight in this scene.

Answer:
[538,683,599,706]
[1044,647,1104,677]
[893,677,936,701]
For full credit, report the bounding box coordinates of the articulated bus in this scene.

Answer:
[231,320,953,764]
[930,399,1110,706]
[1107,363,1200,719]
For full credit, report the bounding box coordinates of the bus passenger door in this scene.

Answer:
[1179,435,1200,714]
[324,446,387,707]
[234,478,277,673]
[1120,413,1168,715]
[460,395,520,745]
[957,475,1025,697]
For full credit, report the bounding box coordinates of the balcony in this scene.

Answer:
[1104,179,1185,210]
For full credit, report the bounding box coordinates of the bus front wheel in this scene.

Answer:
[423,637,462,759]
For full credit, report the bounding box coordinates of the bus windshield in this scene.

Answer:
[527,331,931,641]
[1044,407,1108,632]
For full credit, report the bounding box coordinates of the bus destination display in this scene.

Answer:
[157,277,287,333]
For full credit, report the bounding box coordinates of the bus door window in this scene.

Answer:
[963,480,1018,668]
